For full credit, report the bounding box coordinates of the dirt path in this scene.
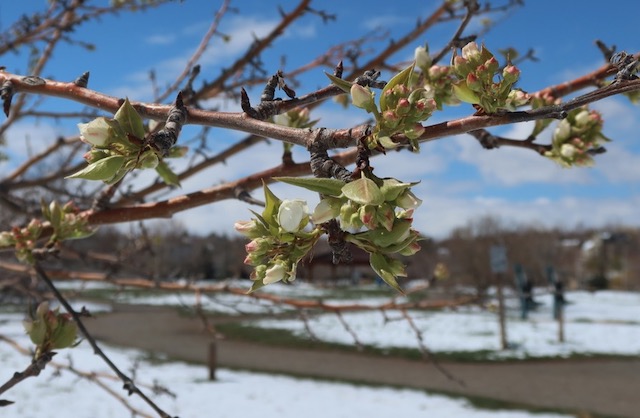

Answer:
[86,304,640,418]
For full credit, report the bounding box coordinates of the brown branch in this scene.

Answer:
[0,350,56,400]
[3,137,79,182]
[116,134,266,206]
[191,0,312,102]
[400,308,465,387]
[0,260,478,313]
[156,0,231,103]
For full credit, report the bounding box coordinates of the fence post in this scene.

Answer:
[490,245,509,350]
[208,341,217,381]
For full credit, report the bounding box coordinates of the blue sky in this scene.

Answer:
[1,1,639,237]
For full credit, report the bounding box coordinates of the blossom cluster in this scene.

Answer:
[451,42,529,113]
[23,301,78,358]
[235,183,323,292]
[68,99,184,186]
[546,107,610,167]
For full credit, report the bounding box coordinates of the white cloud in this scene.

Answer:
[0,122,74,176]
[145,34,176,45]
[110,16,280,100]
[415,193,640,238]
[452,126,592,186]
[361,15,409,31]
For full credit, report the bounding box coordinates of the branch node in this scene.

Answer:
[0,80,13,117]
[73,71,90,88]
[149,92,188,156]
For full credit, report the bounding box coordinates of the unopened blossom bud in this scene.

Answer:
[461,42,480,60]
[484,57,499,74]
[278,199,308,233]
[0,231,14,247]
[453,56,468,70]
[414,45,431,69]
[554,120,571,142]
[502,65,520,84]
[574,109,591,127]
[560,143,576,159]
[395,98,411,116]
[263,263,287,285]
[78,118,111,147]
[466,72,481,91]
[350,84,376,112]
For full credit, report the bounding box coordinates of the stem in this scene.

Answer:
[32,262,175,418]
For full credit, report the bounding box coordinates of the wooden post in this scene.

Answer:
[490,245,509,350]
[208,341,217,381]
[496,272,508,350]
[557,304,565,343]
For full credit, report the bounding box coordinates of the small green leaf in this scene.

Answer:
[380,64,414,112]
[275,176,346,196]
[341,177,384,205]
[262,183,282,226]
[370,252,404,293]
[155,160,181,187]
[247,279,267,294]
[452,81,480,104]
[66,155,126,181]
[379,178,417,201]
[114,98,146,139]
[324,72,353,93]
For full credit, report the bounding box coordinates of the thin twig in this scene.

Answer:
[400,308,465,387]
[335,311,363,351]
[31,262,175,418]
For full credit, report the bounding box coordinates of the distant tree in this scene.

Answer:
[0,0,639,415]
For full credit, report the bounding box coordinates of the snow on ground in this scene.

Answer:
[0,313,569,418]
[252,290,640,358]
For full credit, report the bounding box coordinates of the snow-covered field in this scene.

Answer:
[0,313,569,418]
[2,284,639,417]
[252,289,640,359]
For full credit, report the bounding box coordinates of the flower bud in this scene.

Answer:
[78,118,112,147]
[574,109,591,127]
[560,143,576,159]
[263,263,287,285]
[277,199,309,233]
[554,120,571,143]
[414,45,431,69]
[0,231,14,247]
[350,84,376,112]
[461,42,480,60]
[502,65,520,84]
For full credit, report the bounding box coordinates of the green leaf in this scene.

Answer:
[369,252,404,293]
[452,81,480,104]
[114,98,146,139]
[248,279,267,294]
[379,178,417,201]
[262,183,282,226]
[380,64,414,112]
[324,72,353,93]
[275,176,346,196]
[341,177,384,205]
[358,220,412,248]
[66,155,126,182]
[155,160,181,187]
